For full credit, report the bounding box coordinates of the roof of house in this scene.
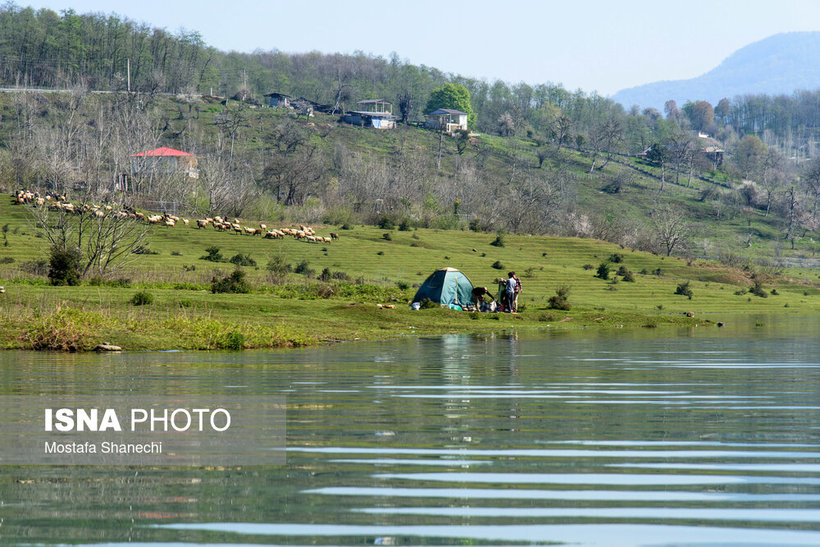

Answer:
[357,99,391,104]
[426,108,467,116]
[264,92,291,98]
[131,147,194,157]
[348,111,394,118]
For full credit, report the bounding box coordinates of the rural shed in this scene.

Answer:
[424,108,468,133]
[342,99,396,129]
[130,147,199,179]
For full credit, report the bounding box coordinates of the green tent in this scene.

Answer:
[412,267,475,308]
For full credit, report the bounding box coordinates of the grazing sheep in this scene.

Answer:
[330,232,339,240]
[196,219,209,229]
[259,223,267,230]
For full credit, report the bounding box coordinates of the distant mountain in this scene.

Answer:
[611,32,820,111]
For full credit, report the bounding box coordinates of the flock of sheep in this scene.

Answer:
[12,189,340,243]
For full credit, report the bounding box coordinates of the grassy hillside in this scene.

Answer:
[0,195,817,351]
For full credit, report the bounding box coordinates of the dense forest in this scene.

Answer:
[0,4,818,258]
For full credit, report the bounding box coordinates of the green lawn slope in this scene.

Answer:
[0,196,817,351]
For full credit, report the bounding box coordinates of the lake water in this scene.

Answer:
[1,317,819,545]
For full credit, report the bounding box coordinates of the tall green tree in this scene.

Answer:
[425,83,475,128]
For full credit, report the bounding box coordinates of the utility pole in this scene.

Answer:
[127,58,131,92]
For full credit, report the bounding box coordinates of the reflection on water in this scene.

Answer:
[1,317,819,545]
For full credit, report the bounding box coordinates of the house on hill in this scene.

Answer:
[264,92,334,116]
[424,109,468,134]
[124,147,199,192]
[342,99,396,129]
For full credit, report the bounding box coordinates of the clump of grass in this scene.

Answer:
[419,298,438,309]
[130,290,154,306]
[24,308,97,351]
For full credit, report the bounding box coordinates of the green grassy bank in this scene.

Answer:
[0,199,817,351]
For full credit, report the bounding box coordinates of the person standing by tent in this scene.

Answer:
[505,272,517,313]
[512,271,522,313]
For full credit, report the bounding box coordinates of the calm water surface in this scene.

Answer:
[1,317,819,546]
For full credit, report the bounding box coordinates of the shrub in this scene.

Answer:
[469,218,482,232]
[229,253,256,267]
[491,260,504,270]
[398,219,411,231]
[382,232,392,241]
[211,269,251,294]
[131,291,154,306]
[548,285,572,310]
[217,330,245,350]
[489,233,505,247]
[397,281,409,290]
[608,253,624,263]
[294,260,312,275]
[319,267,332,282]
[770,288,778,296]
[749,277,768,298]
[48,246,82,286]
[583,264,594,270]
[377,215,395,229]
[595,262,610,280]
[200,246,224,262]
[132,244,158,255]
[675,281,694,299]
[21,259,48,276]
[266,255,292,275]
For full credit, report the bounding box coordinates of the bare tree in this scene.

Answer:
[650,203,690,256]
[28,204,149,278]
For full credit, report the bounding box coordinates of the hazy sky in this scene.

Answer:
[18,0,820,96]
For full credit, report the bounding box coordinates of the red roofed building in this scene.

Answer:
[130,147,199,182]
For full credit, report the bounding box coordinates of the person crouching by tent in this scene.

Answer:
[505,272,518,313]
[472,286,497,312]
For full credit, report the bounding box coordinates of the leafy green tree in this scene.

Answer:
[425,83,476,128]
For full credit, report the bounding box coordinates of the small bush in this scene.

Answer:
[770,288,778,296]
[377,215,395,230]
[582,264,594,270]
[21,259,48,276]
[331,270,350,281]
[469,218,482,232]
[294,260,311,275]
[319,267,332,282]
[131,291,154,306]
[489,233,505,247]
[397,281,409,290]
[382,232,392,241]
[608,253,624,263]
[132,245,159,255]
[266,255,292,275]
[595,262,610,280]
[749,277,768,298]
[211,269,251,294]
[398,219,411,231]
[419,298,438,309]
[0,256,14,264]
[548,285,571,310]
[491,260,504,270]
[229,253,256,267]
[171,250,182,256]
[675,281,694,299]
[48,246,82,286]
[200,246,224,262]
[217,331,245,350]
